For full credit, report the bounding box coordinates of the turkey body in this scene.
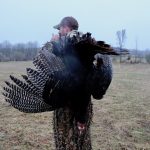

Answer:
[44,38,93,124]
[43,36,112,124]
[2,32,115,149]
[3,32,113,126]
[49,37,113,149]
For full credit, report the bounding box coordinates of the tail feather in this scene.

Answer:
[5,98,52,113]
[21,74,40,89]
[26,68,48,90]
[3,86,53,113]
[21,75,32,84]
[3,48,66,113]
[33,53,52,74]
[3,86,39,103]
[35,50,65,72]
[5,79,40,95]
[33,51,64,74]
[9,75,41,95]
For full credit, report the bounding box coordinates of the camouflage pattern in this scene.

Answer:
[53,102,93,150]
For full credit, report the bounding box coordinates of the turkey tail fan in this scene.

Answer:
[2,78,53,113]
[2,48,66,113]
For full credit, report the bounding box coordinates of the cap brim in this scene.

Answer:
[53,24,60,30]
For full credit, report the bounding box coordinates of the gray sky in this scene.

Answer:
[0,0,150,50]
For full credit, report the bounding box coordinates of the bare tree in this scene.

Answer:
[116,29,126,63]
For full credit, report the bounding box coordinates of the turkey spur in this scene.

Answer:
[3,32,122,125]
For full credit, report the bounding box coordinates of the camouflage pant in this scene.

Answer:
[53,102,93,150]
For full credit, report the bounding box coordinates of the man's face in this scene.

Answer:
[59,26,72,36]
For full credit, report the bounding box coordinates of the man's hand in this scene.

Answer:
[51,34,60,41]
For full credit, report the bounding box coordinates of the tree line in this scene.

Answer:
[0,41,39,62]
[0,39,150,63]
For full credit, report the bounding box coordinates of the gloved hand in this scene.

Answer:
[67,30,83,38]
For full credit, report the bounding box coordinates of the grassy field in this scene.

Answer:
[0,61,150,150]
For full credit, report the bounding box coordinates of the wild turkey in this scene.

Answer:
[2,31,128,149]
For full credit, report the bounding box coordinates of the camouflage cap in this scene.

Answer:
[53,16,79,30]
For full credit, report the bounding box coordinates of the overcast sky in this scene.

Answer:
[0,0,150,50]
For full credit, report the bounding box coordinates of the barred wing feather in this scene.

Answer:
[3,49,65,113]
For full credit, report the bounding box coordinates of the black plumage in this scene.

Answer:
[3,32,124,126]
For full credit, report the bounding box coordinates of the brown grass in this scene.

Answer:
[0,61,150,150]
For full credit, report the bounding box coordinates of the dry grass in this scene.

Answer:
[0,61,150,150]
